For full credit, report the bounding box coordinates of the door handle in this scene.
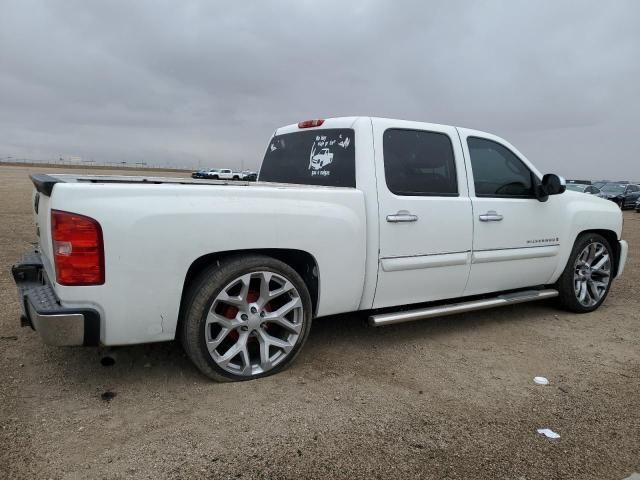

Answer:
[479,210,503,222]
[386,210,418,223]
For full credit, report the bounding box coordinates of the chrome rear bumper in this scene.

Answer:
[12,251,100,346]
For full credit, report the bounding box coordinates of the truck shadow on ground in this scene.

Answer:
[36,300,559,386]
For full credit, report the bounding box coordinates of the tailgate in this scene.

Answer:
[30,174,58,279]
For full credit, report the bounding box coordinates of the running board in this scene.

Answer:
[368,289,559,327]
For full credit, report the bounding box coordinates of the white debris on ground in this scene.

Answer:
[534,376,550,385]
[537,428,561,439]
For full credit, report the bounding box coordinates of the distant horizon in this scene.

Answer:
[1,157,636,184]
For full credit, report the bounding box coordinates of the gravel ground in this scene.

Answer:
[1,165,638,479]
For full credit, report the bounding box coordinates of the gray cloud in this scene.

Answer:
[0,0,638,178]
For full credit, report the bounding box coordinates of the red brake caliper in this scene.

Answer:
[222,289,273,342]
[223,304,240,341]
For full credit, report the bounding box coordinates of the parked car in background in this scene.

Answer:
[598,183,640,209]
[191,169,208,179]
[636,199,640,212]
[566,184,601,195]
[12,116,628,382]
[197,168,248,181]
[592,181,607,190]
[241,170,258,181]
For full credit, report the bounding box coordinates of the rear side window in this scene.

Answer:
[259,129,355,187]
[467,137,534,197]
[383,129,458,196]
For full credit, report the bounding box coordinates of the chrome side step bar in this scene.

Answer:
[368,289,559,327]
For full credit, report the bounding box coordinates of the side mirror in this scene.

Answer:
[535,174,566,202]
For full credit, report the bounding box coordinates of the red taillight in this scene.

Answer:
[298,119,325,128]
[51,210,104,286]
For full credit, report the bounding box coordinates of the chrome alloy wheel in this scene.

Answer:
[205,271,304,377]
[573,242,611,307]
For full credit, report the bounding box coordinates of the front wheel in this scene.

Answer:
[556,233,614,313]
[180,255,313,381]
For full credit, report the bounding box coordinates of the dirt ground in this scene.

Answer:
[1,165,638,479]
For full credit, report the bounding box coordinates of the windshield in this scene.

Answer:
[566,184,586,192]
[601,183,626,193]
[259,129,355,187]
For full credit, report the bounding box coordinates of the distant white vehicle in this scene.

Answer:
[205,168,241,180]
[310,148,334,170]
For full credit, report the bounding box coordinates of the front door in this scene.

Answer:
[459,129,565,296]
[372,119,473,309]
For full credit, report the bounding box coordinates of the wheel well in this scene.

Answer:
[578,229,620,276]
[180,249,320,318]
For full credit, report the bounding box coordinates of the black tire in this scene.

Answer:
[180,255,313,382]
[211,175,219,180]
[233,176,240,180]
[556,233,614,313]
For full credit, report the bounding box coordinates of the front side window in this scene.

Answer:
[467,137,534,197]
[383,129,458,196]
[259,129,355,187]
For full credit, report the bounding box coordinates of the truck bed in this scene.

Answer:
[30,173,352,196]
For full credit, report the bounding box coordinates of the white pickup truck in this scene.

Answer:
[204,168,242,180]
[13,117,628,381]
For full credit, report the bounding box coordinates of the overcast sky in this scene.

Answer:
[0,0,639,178]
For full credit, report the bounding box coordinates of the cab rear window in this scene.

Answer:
[259,129,355,187]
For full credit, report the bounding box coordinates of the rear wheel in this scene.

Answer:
[556,233,613,313]
[180,255,313,381]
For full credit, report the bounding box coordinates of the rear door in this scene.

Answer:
[372,119,473,308]
[459,128,565,296]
